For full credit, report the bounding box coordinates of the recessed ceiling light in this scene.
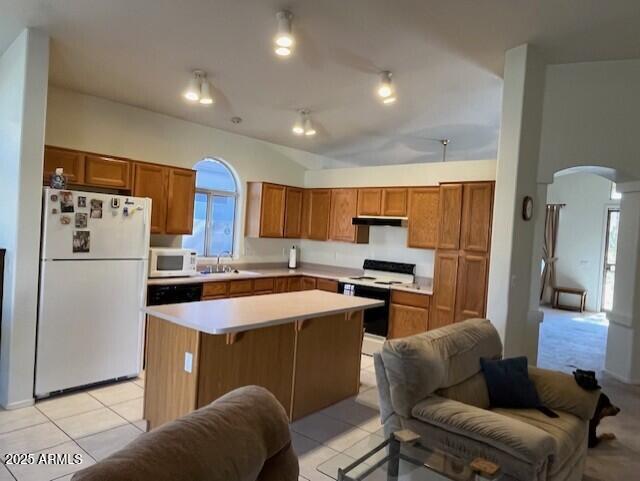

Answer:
[377,71,396,104]
[274,11,294,57]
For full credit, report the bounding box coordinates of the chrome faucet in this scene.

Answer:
[216,251,231,273]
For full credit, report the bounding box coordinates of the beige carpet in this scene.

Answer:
[537,308,640,480]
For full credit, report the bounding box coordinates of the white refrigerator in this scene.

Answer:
[35,188,151,397]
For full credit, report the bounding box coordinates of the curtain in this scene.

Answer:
[540,204,562,302]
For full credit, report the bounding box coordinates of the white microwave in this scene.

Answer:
[149,248,198,278]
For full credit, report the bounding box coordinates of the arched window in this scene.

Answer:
[182,158,238,257]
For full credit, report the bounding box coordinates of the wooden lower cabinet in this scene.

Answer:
[228,279,254,297]
[202,282,228,299]
[253,277,275,294]
[287,277,303,292]
[316,278,338,293]
[388,290,431,339]
[301,277,317,290]
[274,277,288,293]
[144,311,364,429]
[388,304,428,339]
[455,254,489,322]
[432,252,459,329]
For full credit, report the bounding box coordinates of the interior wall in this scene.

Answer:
[302,159,496,277]
[539,59,640,184]
[546,172,619,311]
[0,29,49,408]
[45,87,331,261]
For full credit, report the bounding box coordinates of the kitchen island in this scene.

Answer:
[142,290,383,429]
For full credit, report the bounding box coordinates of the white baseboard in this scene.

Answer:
[603,368,640,385]
[2,398,35,410]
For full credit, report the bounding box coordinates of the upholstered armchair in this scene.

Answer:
[374,319,600,481]
[72,385,298,481]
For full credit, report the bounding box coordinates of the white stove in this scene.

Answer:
[338,259,416,355]
[339,259,416,289]
[338,269,415,289]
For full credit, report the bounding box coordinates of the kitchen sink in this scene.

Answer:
[197,269,260,277]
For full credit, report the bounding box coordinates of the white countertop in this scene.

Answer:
[147,263,434,295]
[143,289,384,335]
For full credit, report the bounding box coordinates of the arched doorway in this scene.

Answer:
[536,167,621,374]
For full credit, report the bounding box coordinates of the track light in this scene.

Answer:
[184,71,203,102]
[292,111,305,135]
[377,71,396,104]
[199,79,214,105]
[183,70,214,106]
[292,110,316,137]
[303,117,316,136]
[274,11,294,57]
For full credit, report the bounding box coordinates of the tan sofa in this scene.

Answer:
[72,385,298,481]
[374,319,599,481]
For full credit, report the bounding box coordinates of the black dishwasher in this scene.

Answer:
[147,283,203,306]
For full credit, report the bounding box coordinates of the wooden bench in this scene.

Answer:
[552,286,587,312]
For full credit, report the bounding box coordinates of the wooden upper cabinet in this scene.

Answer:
[245,182,286,238]
[382,188,408,217]
[260,183,286,237]
[357,189,382,216]
[437,184,463,250]
[388,303,429,339]
[133,163,168,234]
[300,189,311,239]
[308,189,331,241]
[460,182,494,253]
[84,155,131,189]
[43,146,85,184]
[407,187,439,249]
[455,253,489,322]
[284,187,304,238]
[329,189,358,242]
[432,252,459,330]
[165,168,196,235]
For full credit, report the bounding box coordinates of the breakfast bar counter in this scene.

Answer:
[142,290,383,429]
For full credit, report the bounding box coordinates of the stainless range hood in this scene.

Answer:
[351,216,408,227]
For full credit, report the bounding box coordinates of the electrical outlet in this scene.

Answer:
[184,352,193,373]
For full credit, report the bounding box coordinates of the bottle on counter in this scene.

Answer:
[288,245,297,269]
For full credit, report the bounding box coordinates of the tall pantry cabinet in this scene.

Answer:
[432,182,494,329]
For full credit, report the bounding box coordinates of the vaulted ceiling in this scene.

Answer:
[2,0,639,168]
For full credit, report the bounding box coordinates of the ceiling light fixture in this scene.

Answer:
[199,78,214,105]
[183,70,214,105]
[184,70,204,102]
[292,109,316,137]
[377,71,396,104]
[274,10,294,57]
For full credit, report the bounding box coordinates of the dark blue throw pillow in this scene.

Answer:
[480,356,540,409]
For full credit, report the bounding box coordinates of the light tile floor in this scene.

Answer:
[0,375,145,480]
[0,362,383,481]
[0,336,636,481]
